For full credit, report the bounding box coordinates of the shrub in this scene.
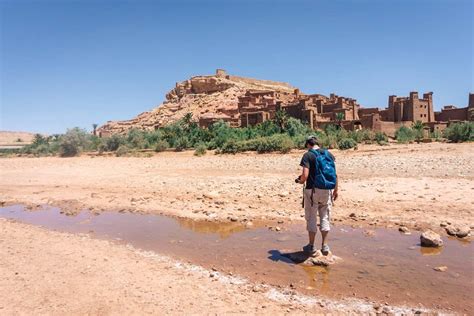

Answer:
[249,135,294,153]
[16,138,23,142]
[220,139,240,154]
[285,117,311,137]
[175,137,189,151]
[443,122,473,143]
[155,139,169,152]
[144,130,162,148]
[375,132,388,145]
[59,128,90,157]
[127,128,147,149]
[349,129,375,143]
[395,126,416,143]
[32,134,47,147]
[337,137,357,150]
[115,145,130,157]
[431,130,442,141]
[105,134,125,151]
[194,143,207,156]
[32,144,52,156]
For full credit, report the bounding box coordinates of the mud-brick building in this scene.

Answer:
[435,93,474,122]
[238,90,281,127]
[379,92,435,123]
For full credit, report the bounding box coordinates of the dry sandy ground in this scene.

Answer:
[1,218,330,315]
[0,142,472,235]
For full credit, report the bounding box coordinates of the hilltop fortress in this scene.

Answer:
[97,69,473,137]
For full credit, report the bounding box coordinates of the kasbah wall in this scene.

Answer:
[205,69,473,137]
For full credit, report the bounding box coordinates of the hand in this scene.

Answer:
[333,190,338,201]
[295,175,302,184]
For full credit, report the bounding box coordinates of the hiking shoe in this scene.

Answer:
[321,244,330,256]
[302,244,315,255]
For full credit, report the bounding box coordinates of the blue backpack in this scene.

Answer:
[308,148,337,190]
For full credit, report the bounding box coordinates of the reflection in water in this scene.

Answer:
[302,265,330,293]
[176,217,247,238]
[419,245,443,256]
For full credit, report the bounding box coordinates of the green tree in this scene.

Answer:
[274,110,289,132]
[92,123,98,136]
[335,112,345,128]
[59,128,91,157]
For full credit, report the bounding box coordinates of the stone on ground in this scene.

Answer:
[420,230,443,247]
[283,250,342,266]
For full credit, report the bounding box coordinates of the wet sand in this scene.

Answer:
[1,205,472,313]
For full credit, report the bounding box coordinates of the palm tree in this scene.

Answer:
[274,110,289,132]
[412,120,423,131]
[92,124,98,136]
[335,112,345,128]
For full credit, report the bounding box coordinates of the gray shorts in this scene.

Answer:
[304,188,332,232]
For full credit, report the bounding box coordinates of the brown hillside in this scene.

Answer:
[97,69,296,136]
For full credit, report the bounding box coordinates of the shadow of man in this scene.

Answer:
[268,249,311,264]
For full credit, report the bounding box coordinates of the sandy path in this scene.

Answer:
[1,218,327,314]
[0,142,473,235]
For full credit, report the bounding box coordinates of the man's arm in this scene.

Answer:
[298,166,309,184]
[333,176,338,200]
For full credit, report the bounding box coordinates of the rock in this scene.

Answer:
[349,212,357,218]
[434,266,448,272]
[398,226,410,234]
[445,225,471,238]
[455,226,470,238]
[420,230,443,247]
[445,225,457,236]
[440,222,448,227]
[275,226,281,232]
[278,192,288,197]
[363,229,376,237]
[310,251,342,266]
[203,191,220,199]
[229,216,238,222]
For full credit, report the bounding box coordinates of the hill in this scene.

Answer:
[97,69,296,136]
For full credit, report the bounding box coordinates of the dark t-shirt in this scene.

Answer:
[300,148,335,189]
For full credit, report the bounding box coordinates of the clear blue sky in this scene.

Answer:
[1,0,472,134]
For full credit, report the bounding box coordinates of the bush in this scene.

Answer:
[144,130,162,148]
[155,139,169,152]
[375,132,388,145]
[220,139,240,154]
[395,126,416,143]
[126,128,147,149]
[32,144,52,156]
[284,117,311,137]
[431,130,442,141]
[443,122,473,143]
[59,128,90,157]
[115,145,130,157]
[175,137,190,151]
[105,134,125,151]
[337,138,357,150]
[194,143,207,156]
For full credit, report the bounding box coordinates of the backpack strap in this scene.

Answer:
[308,148,319,206]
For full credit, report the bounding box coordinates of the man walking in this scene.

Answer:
[296,136,338,256]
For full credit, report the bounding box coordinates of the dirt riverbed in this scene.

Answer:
[1,142,473,314]
[1,142,472,233]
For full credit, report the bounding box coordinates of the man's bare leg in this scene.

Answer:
[308,231,316,245]
[321,230,328,248]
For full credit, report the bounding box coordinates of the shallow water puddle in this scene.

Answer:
[1,205,472,313]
